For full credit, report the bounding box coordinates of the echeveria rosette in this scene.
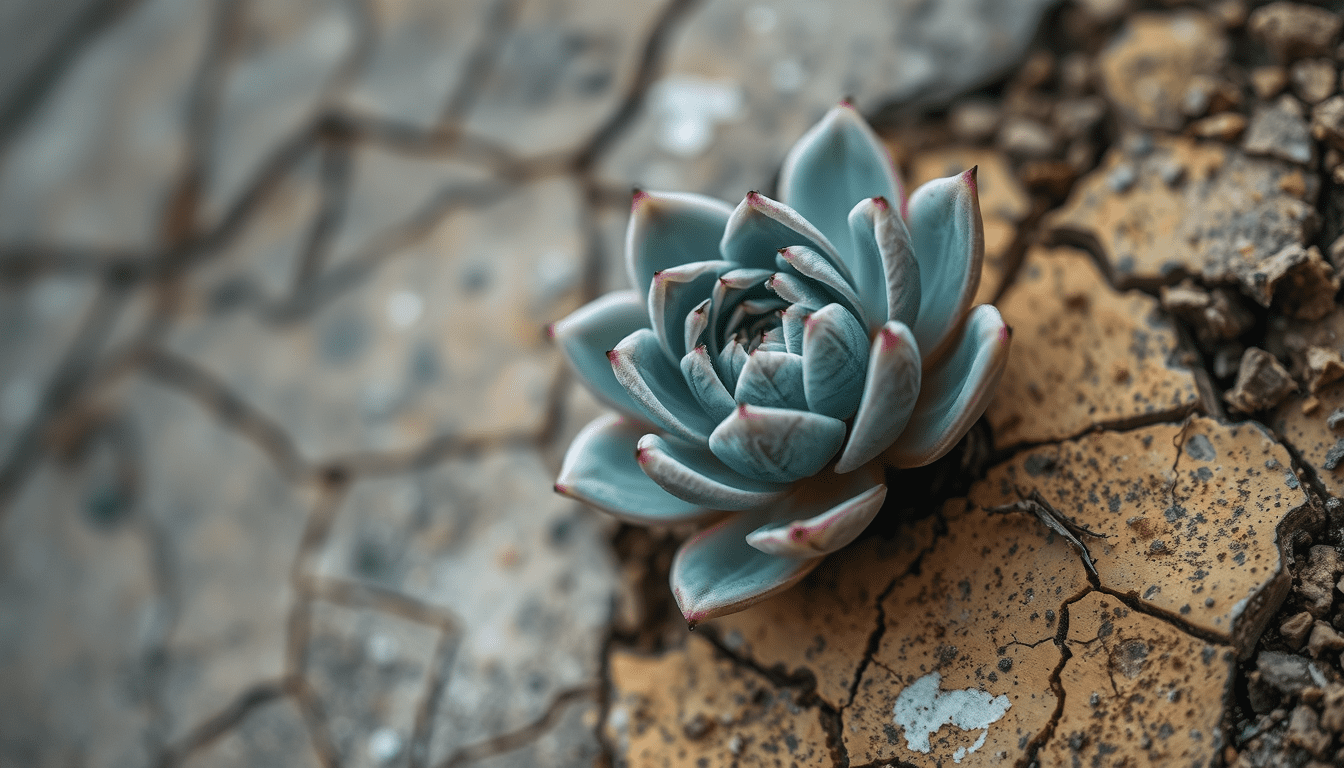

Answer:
[552,104,1011,625]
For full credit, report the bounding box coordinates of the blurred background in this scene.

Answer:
[3,0,1330,766]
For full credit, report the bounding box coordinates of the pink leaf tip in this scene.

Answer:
[963,166,979,193]
[879,326,903,352]
[630,188,649,212]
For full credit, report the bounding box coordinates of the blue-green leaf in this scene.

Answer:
[556,414,716,524]
[636,433,790,512]
[708,404,845,483]
[777,245,867,327]
[834,320,922,473]
[626,191,734,299]
[778,102,903,278]
[886,304,1010,468]
[671,507,820,626]
[610,329,719,444]
[906,168,983,367]
[680,346,736,423]
[849,196,919,332]
[734,350,808,411]
[745,466,887,556]
[721,191,849,278]
[801,303,868,420]
[549,291,651,422]
[648,260,735,362]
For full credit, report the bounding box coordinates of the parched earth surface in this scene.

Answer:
[8,1,1344,767]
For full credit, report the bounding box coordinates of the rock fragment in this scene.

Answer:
[1290,59,1338,104]
[1053,96,1106,139]
[1160,280,1255,344]
[972,417,1309,655]
[1297,545,1342,618]
[1242,244,1340,320]
[1321,684,1344,731]
[1188,112,1248,141]
[1049,134,1319,289]
[1288,704,1333,758]
[1252,65,1290,99]
[1184,75,1242,118]
[1305,347,1344,393]
[1274,382,1344,499]
[1282,610,1315,649]
[845,500,1086,766]
[1244,95,1316,165]
[949,99,1001,143]
[1098,11,1228,131]
[1248,2,1344,61]
[1039,593,1234,768]
[1226,347,1297,413]
[1308,622,1344,658]
[998,116,1057,159]
[1311,95,1344,151]
[1258,650,1321,697]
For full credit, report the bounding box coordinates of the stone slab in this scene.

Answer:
[970,417,1308,655]
[606,634,833,768]
[1048,133,1318,290]
[988,246,1200,449]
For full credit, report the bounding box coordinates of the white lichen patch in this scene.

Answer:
[892,672,1011,762]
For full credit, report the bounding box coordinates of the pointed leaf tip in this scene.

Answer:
[671,508,820,623]
[557,414,714,524]
[631,188,649,211]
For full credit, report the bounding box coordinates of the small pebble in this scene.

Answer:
[1282,610,1314,649]
[1107,163,1137,192]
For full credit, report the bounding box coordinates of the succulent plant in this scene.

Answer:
[552,103,1010,624]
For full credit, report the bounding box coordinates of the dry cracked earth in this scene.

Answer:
[8,0,1344,767]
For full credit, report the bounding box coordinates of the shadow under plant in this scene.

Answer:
[4,1,1344,767]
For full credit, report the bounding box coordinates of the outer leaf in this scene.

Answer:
[680,346,736,423]
[906,168,984,368]
[886,304,1010,468]
[849,196,919,332]
[734,350,807,410]
[721,192,851,280]
[834,321,921,473]
[626,190,734,299]
[745,467,887,557]
[801,303,868,420]
[556,414,715,524]
[648,260,735,362]
[671,507,820,626]
[709,404,845,483]
[610,329,720,444]
[549,291,651,422]
[778,102,903,279]
[636,434,790,511]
